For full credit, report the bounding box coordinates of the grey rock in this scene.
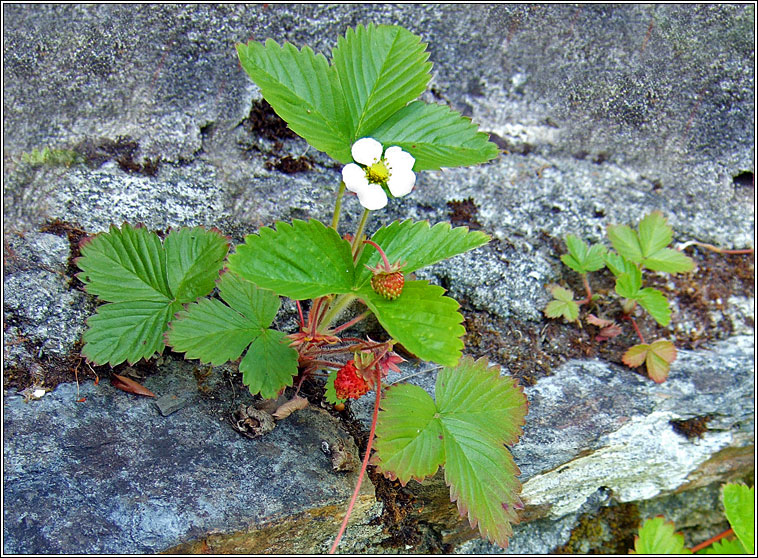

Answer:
[3,359,370,554]
[2,3,753,554]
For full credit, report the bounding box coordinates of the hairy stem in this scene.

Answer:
[331,311,370,335]
[331,180,347,230]
[317,294,358,333]
[690,528,734,553]
[629,317,646,344]
[679,240,754,255]
[329,369,382,554]
[363,239,391,270]
[578,273,593,306]
[351,209,371,261]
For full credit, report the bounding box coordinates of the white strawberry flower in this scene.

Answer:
[341,137,416,210]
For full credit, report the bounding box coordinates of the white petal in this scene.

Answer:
[384,146,415,172]
[356,183,388,210]
[342,163,369,192]
[387,167,416,197]
[351,137,383,166]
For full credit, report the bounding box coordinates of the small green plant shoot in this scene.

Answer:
[545,211,695,382]
[75,24,528,551]
[631,482,754,554]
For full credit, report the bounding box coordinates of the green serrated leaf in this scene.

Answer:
[700,537,748,554]
[355,220,490,287]
[228,219,355,300]
[77,224,229,366]
[638,211,673,258]
[166,272,296,398]
[77,223,170,302]
[236,39,352,162]
[240,328,299,399]
[643,248,695,273]
[332,23,432,140]
[631,516,691,554]
[608,223,644,263]
[562,235,607,274]
[544,286,579,322]
[164,227,229,302]
[374,383,445,482]
[358,280,464,367]
[373,357,528,549]
[723,483,754,554]
[82,300,180,365]
[637,287,671,326]
[370,101,499,170]
[604,251,639,278]
[615,267,643,299]
[608,213,694,274]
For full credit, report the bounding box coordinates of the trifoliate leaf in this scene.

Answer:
[228,219,355,300]
[561,234,607,274]
[357,280,464,367]
[354,220,490,288]
[544,285,579,322]
[166,272,298,398]
[236,39,352,162]
[631,516,691,554]
[722,483,754,554]
[371,101,499,170]
[607,212,694,273]
[637,287,672,326]
[373,357,528,549]
[622,340,677,383]
[76,224,229,365]
[332,23,432,141]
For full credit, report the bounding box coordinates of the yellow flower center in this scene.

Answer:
[365,160,389,183]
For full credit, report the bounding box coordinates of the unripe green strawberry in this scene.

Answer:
[371,271,404,300]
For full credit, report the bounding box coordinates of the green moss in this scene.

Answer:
[21,146,85,168]
[556,502,640,554]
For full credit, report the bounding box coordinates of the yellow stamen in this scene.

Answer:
[365,160,389,183]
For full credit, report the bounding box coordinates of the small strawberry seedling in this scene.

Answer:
[545,211,694,382]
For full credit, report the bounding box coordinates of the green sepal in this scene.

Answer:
[373,357,528,549]
[227,219,355,300]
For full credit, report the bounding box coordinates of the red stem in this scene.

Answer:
[363,239,391,270]
[578,273,593,306]
[331,311,370,334]
[296,300,305,329]
[630,317,646,344]
[690,528,734,553]
[329,370,382,554]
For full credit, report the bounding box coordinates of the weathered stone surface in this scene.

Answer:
[2,3,753,554]
[3,360,374,554]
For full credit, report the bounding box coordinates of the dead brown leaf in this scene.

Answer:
[111,373,156,397]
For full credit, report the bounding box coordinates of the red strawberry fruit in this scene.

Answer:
[364,240,405,300]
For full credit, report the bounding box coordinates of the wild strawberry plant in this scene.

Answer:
[545,211,695,382]
[75,24,528,551]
